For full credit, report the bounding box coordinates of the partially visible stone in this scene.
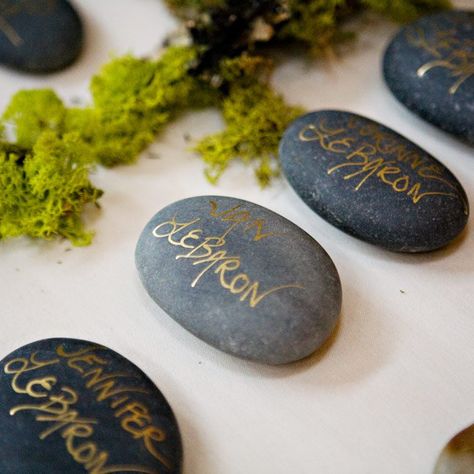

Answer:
[0,0,83,73]
[383,10,474,145]
[136,195,342,365]
[0,338,182,473]
[434,424,474,474]
[279,110,469,252]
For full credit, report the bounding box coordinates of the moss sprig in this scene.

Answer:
[0,132,102,246]
[195,54,304,185]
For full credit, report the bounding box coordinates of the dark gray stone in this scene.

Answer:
[135,195,342,365]
[0,338,182,473]
[383,10,474,145]
[279,110,469,252]
[0,0,83,73]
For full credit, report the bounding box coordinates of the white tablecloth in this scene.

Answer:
[0,1,473,473]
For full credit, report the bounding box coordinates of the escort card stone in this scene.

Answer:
[434,424,474,474]
[383,11,474,145]
[0,0,83,73]
[135,196,342,365]
[279,110,469,252]
[0,338,182,473]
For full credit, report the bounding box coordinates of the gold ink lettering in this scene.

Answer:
[4,351,161,474]
[4,353,60,394]
[82,367,150,402]
[301,116,466,207]
[152,211,304,308]
[115,402,170,470]
[241,282,305,309]
[407,26,473,94]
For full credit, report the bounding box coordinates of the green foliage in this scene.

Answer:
[362,0,451,22]
[2,89,66,148]
[0,46,214,245]
[0,132,102,246]
[279,0,355,55]
[2,47,213,168]
[166,0,450,53]
[166,0,224,14]
[195,54,304,186]
[0,0,453,245]
[78,47,216,166]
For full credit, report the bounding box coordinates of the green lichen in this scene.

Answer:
[166,0,450,55]
[0,0,453,245]
[195,54,304,186]
[361,0,451,22]
[278,0,356,56]
[3,47,215,168]
[2,89,66,148]
[0,132,102,246]
[78,47,216,166]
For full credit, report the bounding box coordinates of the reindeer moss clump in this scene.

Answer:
[361,0,451,22]
[0,0,452,245]
[75,47,216,166]
[195,55,304,185]
[0,46,208,245]
[0,133,102,246]
[166,0,450,56]
[3,47,214,168]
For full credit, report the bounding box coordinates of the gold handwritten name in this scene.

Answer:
[3,352,161,474]
[56,345,171,470]
[152,201,304,308]
[299,118,467,212]
[2,343,173,473]
[407,26,474,94]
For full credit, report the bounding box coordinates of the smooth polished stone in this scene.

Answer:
[279,110,469,252]
[0,338,182,473]
[0,0,83,73]
[434,424,474,474]
[136,195,342,365]
[383,10,474,145]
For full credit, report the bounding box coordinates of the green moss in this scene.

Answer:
[0,0,453,245]
[0,132,102,246]
[362,0,451,22]
[279,0,355,55]
[2,89,66,148]
[3,47,215,168]
[76,47,216,166]
[195,54,304,186]
[165,0,225,16]
[166,0,450,55]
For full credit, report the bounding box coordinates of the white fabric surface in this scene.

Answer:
[0,1,473,473]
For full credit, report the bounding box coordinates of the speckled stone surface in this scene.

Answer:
[434,424,474,474]
[0,338,182,473]
[279,110,469,252]
[0,0,83,73]
[135,195,342,365]
[383,10,474,145]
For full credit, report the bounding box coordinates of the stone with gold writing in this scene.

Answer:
[383,10,473,145]
[135,196,342,365]
[434,423,474,474]
[0,338,182,473]
[279,110,469,252]
[0,0,83,73]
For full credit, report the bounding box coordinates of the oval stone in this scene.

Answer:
[0,0,83,73]
[434,424,474,474]
[135,196,342,365]
[279,110,469,252]
[0,338,182,473]
[383,10,474,145]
